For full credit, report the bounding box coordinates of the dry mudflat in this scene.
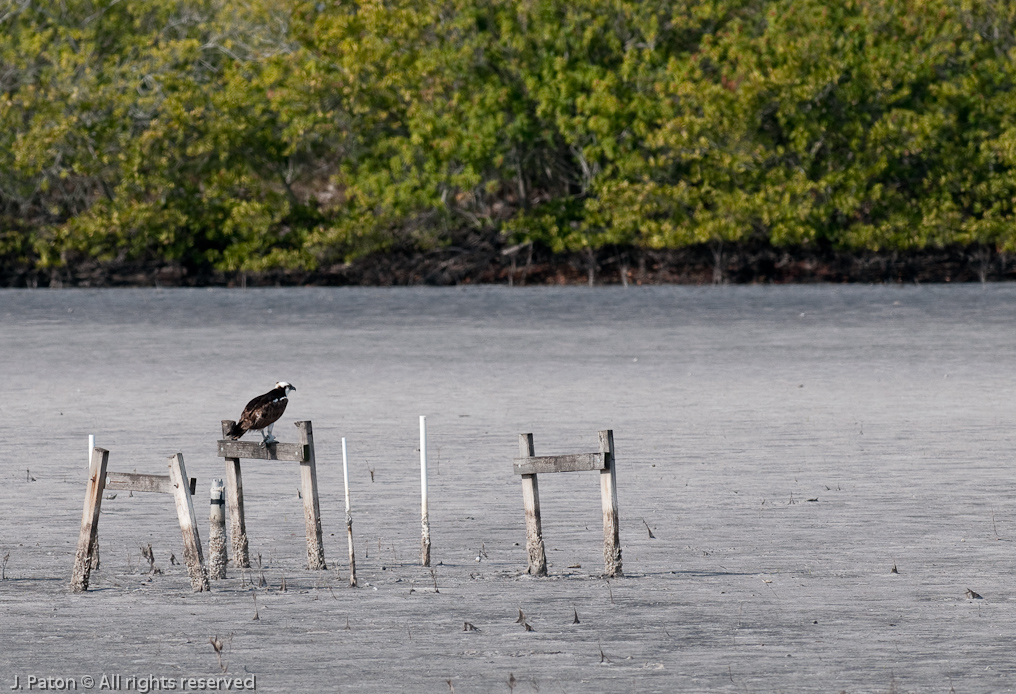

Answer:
[2,285,1016,693]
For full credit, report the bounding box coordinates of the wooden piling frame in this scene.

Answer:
[513,430,622,578]
[216,420,327,571]
[71,448,208,592]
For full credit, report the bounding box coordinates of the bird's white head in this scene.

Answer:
[276,381,296,394]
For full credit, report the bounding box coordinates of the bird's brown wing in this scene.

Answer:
[238,391,288,431]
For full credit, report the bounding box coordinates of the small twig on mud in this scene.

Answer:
[598,643,612,664]
[255,553,267,587]
[991,507,1001,540]
[251,593,260,620]
[140,544,161,575]
[641,518,656,538]
[572,607,580,624]
[368,465,375,482]
[430,568,440,593]
[209,636,227,673]
[1,551,9,580]
[604,580,615,604]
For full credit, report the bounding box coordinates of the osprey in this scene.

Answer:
[227,381,296,445]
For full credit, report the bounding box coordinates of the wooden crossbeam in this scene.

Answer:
[105,472,196,495]
[513,452,607,475]
[216,440,308,462]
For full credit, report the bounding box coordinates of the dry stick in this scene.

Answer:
[420,416,431,567]
[342,437,357,587]
[208,478,228,580]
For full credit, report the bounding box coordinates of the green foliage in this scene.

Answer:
[3,0,1016,279]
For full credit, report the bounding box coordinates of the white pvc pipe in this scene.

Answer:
[342,437,351,516]
[88,434,95,468]
[419,416,428,514]
[420,415,431,565]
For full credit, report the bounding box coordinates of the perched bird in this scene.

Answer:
[227,381,296,445]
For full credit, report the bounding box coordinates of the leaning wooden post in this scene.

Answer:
[208,478,227,580]
[519,433,547,576]
[71,447,109,592]
[221,420,250,569]
[296,421,327,570]
[342,437,357,587]
[598,430,622,577]
[420,415,431,567]
[87,435,99,570]
[168,453,210,592]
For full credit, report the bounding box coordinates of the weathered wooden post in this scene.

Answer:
[513,430,621,577]
[87,435,99,571]
[208,478,227,580]
[598,430,622,577]
[420,415,431,567]
[342,437,357,587]
[168,453,210,592]
[518,433,547,576]
[296,421,327,570]
[221,420,250,569]
[71,447,109,592]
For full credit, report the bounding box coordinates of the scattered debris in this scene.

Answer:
[966,589,983,600]
[462,622,479,632]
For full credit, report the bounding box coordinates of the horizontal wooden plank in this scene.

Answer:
[217,440,308,462]
[105,472,196,495]
[513,452,607,475]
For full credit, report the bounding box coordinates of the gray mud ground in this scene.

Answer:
[2,286,1016,693]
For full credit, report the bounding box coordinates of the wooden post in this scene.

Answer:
[71,447,109,592]
[87,435,99,570]
[342,437,357,587]
[598,430,622,578]
[208,478,227,580]
[221,420,250,569]
[296,421,326,570]
[518,434,547,576]
[168,454,210,592]
[420,415,431,567]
